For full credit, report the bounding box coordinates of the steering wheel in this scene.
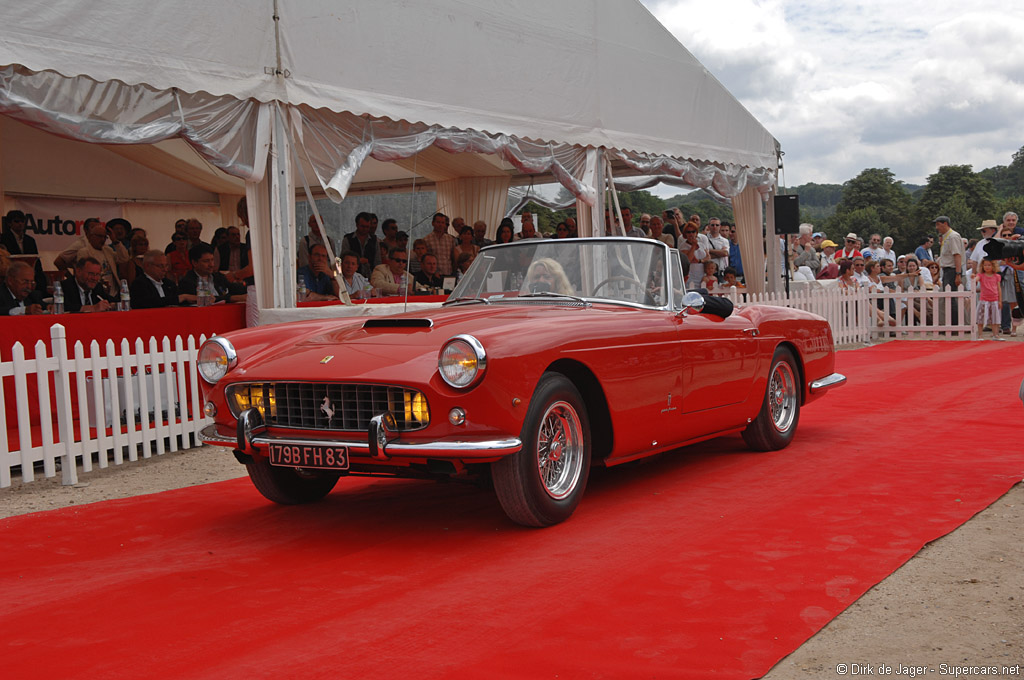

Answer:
[591,275,645,299]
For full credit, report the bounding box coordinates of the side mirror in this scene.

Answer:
[681,291,705,315]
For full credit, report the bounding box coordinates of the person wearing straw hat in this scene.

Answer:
[969,219,999,275]
[837,232,862,260]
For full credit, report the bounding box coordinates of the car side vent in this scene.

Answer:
[362,318,434,329]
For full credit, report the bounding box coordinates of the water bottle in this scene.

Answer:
[297,277,308,302]
[119,279,131,312]
[197,279,211,307]
[52,285,64,314]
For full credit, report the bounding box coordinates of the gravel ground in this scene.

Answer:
[1,445,1021,678]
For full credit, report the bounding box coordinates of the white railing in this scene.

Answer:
[1,324,210,488]
[722,284,977,344]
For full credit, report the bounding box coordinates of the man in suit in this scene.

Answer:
[2,209,48,292]
[178,244,246,304]
[1,209,37,254]
[0,261,46,315]
[130,250,179,308]
[59,256,114,313]
[215,225,250,277]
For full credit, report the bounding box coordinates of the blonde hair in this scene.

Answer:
[525,257,574,295]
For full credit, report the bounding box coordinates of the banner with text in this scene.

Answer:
[9,197,124,252]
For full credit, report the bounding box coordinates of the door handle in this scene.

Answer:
[743,328,759,336]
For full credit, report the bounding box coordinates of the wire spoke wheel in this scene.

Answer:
[742,346,801,452]
[492,373,592,527]
[536,401,584,500]
[768,360,797,433]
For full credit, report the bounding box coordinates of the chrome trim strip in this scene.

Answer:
[810,373,847,393]
[201,424,521,458]
[201,424,237,446]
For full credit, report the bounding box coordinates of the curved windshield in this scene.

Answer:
[448,238,675,308]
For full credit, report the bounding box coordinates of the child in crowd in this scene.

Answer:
[701,261,719,290]
[722,266,744,289]
[974,259,1002,336]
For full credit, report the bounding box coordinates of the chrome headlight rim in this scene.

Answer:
[198,336,238,385]
[438,334,487,389]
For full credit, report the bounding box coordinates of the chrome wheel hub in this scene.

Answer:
[769,360,797,433]
[536,401,583,500]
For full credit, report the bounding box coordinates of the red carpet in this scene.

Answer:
[1,341,1021,679]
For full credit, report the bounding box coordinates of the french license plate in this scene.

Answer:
[268,443,349,470]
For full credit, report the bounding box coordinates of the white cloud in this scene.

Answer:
[641,0,1024,186]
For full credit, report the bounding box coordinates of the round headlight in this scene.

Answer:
[197,336,237,384]
[438,335,487,389]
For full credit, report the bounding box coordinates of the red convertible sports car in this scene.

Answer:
[199,238,845,526]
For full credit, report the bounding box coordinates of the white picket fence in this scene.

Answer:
[723,284,978,343]
[1,324,210,488]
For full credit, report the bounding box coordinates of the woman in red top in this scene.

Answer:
[167,233,192,282]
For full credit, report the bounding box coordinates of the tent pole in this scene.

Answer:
[270,102,296,308]
[604,157,627,237]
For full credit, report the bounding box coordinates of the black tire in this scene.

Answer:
[742,346,801,452]
[246,457,340,505]
[492,373,592,527]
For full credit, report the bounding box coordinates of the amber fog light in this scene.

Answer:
[204,401,217,417]
[448,407,466,426]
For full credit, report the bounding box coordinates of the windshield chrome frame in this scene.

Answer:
[461,237,674,311]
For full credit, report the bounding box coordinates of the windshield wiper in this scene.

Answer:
[443,296,491,306]
[518,292,591,305]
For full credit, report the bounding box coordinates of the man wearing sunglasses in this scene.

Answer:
[837,232,862,261]
[370,246,411,296]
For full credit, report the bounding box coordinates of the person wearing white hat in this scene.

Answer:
[969,219,999,275]
[837,232,862,260]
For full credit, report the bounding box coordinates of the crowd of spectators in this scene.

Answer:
[787,212,1024,334]
[295,205,749,300]
[0,202,251,316]
[11,199,1017,332]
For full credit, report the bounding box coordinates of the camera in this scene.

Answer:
[982,238,1024,264]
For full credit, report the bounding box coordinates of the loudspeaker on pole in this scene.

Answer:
[773,194,801,235]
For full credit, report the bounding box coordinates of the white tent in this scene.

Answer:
[0,0,782,307]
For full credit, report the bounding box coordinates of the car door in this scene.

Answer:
[673,311,759,414]
[666,249,759,419]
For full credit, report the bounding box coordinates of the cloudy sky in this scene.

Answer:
[640,0,1024,189]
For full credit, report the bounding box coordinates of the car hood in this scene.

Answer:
[224,303,608,383]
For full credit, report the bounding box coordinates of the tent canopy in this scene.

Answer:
[0,0,781,301]
[0,0,778,171]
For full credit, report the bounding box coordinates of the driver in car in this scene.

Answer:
[525,257,575,295]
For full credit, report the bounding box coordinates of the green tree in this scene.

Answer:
[934,192,976,235]
[824,168,914,250]
[915,165,996,233]
[826,206,885,244]
[792,182,843,209]
[523,201,555,234]
[617,190,665,218]
[980,146,1024,199]
[995,196,1024,225]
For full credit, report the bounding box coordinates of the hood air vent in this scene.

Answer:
[362,318,434,329]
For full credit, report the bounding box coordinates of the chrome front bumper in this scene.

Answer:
[199,422,522,461]
[809,372,847,394]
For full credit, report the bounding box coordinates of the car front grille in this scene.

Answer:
[226,382,429,432]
